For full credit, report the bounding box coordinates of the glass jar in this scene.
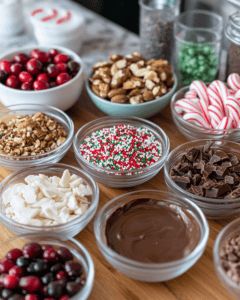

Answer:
[139,0,180,62]
[226,11,240,77]
[174,10,223,86]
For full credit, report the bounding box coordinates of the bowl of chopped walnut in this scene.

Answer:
[0,104,74,170]
[86,52,178,118]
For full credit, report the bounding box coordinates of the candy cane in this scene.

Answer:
[183,112,212,128]
[208,105,223,128]
[185,90,198,100]
[190,81,209,106]
[227,73,240,92]
[226,96,240,128]
[174,99,201,115]
[228,89,236,97]
[208,81,229,117]
[198,99,211,125]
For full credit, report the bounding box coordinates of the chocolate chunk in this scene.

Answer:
[225,176,235,185]
[185,147,199,162]
[193,160,205,171]
[192,174,201,186]
[203,141,213,152]
[202,164,216,178]
[230,155,239,166]
[171,176,191,190]
[231,165,240,173]
[215,166,228,177]
[231,187,240,198]
[205,183,231,198]
[191,185,204,196]
[203,180,217,190]
[209,150,228,164]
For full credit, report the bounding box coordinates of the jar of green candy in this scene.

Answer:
[174,10,223,86]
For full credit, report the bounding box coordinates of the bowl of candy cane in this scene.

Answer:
[171,73,240,141]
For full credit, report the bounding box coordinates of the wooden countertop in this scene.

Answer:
[0,86,236,300]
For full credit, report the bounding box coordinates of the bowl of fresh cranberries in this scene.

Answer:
[0,234,94,300]
[0,46,83,111]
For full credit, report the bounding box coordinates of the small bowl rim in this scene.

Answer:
[94,189,209,270]
[0,103,74,159]
[0,163,99,231]
[86,72,178,107]
[73,115,170,175]
[0,45,83,94]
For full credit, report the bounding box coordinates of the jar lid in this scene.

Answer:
[225,11,240,45]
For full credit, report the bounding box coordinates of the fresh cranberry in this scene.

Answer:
[57,63,67,73]
[13,53,29,65]
[5,75,20,89]
[37,73,49,82]
[6,249,23,262]
[0,260,15,274]
[57,248,73,262]
[75,277,86,286]
[56,271,66,280]
[49,81,57,88]
[19,71,33,83]
[0,70,8,83]
[47,64,59,77]
[3,274,19,289]
[10,63,22,75]
[41,245,53,251]
[67,61,80,76]
[59,296,70,300]
[66,281,82,296]
[0,60,12,74]
[9,265,24,277]
[21,82,32,91]
[42,249,58,262]
[40,285,47,296]
[33,80,49,90]
[22,243,42,259]
[54,54,69,64]
[56,73,71,85]
[0,273,7,285]
[19,276,41,293]
[64,261,83,277]
[26,59,42,75]
[30,49,40,58]
[25,294,39,300]
[32,51,50,63]
[47,281,64,298]
[48,49,58,58]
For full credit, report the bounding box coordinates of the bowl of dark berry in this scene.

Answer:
[0,234,94,300]
[0,46,83,111]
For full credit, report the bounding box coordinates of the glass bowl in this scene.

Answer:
[171,85,240,141]
[213,218,240,299]
[0,104,74,170]
[94,190,209,282]
[0,163,99,239]
[164,139,240,219]
[0,233,94,300]
[73,116,170,188]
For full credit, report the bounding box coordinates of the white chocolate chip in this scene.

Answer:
[59,169,71,187]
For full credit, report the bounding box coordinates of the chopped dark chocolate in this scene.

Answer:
[203,141,213,152]
[202,164,216,178]
[209,150,228,164]
[191,185,204,196]
[185,147,199,162]
[231,165,240,173]
[171,176,191,190]
[225,176,235,185]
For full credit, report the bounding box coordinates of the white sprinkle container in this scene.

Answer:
[30,5,85,53]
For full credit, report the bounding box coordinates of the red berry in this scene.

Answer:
[0,60,12,74]
[6,249,23,262]
[57,63,67,73]
[42,245,53,251]
[0,273,7,285]
[22,243,42,259]
[3,274,19,289]
[37,73,50,82]
[19,276,41,293]
[30,49,40,58]
[47,64,59,77]
[21,82,32,91]
[13,53,29,65]
[57,247,73,262]
[54,54,69,64]
[19,71,33,83]
[25,294,39,300]
[56,72,71,85]
[40,285,47,295]
[10,63,22,75]
[33,80,49,90]
[48,49,58,58]
[49,81,57,88]
[64,261,83,277]
[6,75,20,89]
[33,51,50,63]
[56,271,67,280]
[42,249,58,262]
[59,296,70,300]
[9,265,24,277]
[0,260,15,274]
[26,59,42,75]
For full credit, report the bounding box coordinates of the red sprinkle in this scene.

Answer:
[31,8,44,17]
[41,9,58,22]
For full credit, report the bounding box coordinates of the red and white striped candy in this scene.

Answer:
[227,73,240,92]
[183,112,212,128]
[234,89,240,102]
[208,81,229,117]
[217,117,234,130]
[226,96,240,127]
[198,98,211,124]
[228,89,236,97]
[208,105,223,128]
[185,90,198,100]
[189,81,209,106]
[174,99,201,115]
[207,85,225,114]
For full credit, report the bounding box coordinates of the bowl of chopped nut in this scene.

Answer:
[0,104,74,170]
[86,52,178,118]
[0,163,99,238]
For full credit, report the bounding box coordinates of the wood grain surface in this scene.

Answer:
[0,85,236,300]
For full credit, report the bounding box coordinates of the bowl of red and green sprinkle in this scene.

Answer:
[73,116,170,188]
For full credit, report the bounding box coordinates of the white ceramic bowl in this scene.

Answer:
[0,46,83,111]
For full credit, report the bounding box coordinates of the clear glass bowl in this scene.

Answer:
[0,104,74,170]
[94,190,209,282]
[171,86,240,141]
[0,233,94,300]
[213,218,240,299]
[73,116,170,188]
[0,163,99,238]
[164,139,240,219]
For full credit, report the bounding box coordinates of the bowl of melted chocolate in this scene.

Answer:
[94,190,209,282]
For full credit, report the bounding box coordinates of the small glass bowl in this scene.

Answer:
[73,116,170,188]
[164,139,240,219]
[171,85,240,141]
[94,190,209,282]
[213,218,240,299]
[0,104,74,170]
[0,163,99,239]
[0,234,94,300]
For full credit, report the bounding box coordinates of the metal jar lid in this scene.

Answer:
[225,11,240,45]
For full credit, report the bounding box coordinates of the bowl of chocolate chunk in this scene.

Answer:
[164,139,240,219]
[213,218,240,299]
[86,52,177,118]
[94,190,209,282]
[0,104,73,170]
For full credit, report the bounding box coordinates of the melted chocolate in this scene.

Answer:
[105,198,200,263]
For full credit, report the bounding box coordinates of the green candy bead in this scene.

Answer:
[208,68,217,77]
[199,65,206,73]
[187,48,195,56]
[202,46,211,55]
[186,67,193,74]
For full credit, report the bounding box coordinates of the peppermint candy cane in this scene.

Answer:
[217,117,234,131]
[208,81,229,117]
[189,81,209,106]
[228,89,236,97]
[198,98,211,124]
[208,105,224,128]
[174,99,201,115]
[185,90,197,100]
[183,112,212,128]
[226,96,240,128]
[227,73,240,92]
